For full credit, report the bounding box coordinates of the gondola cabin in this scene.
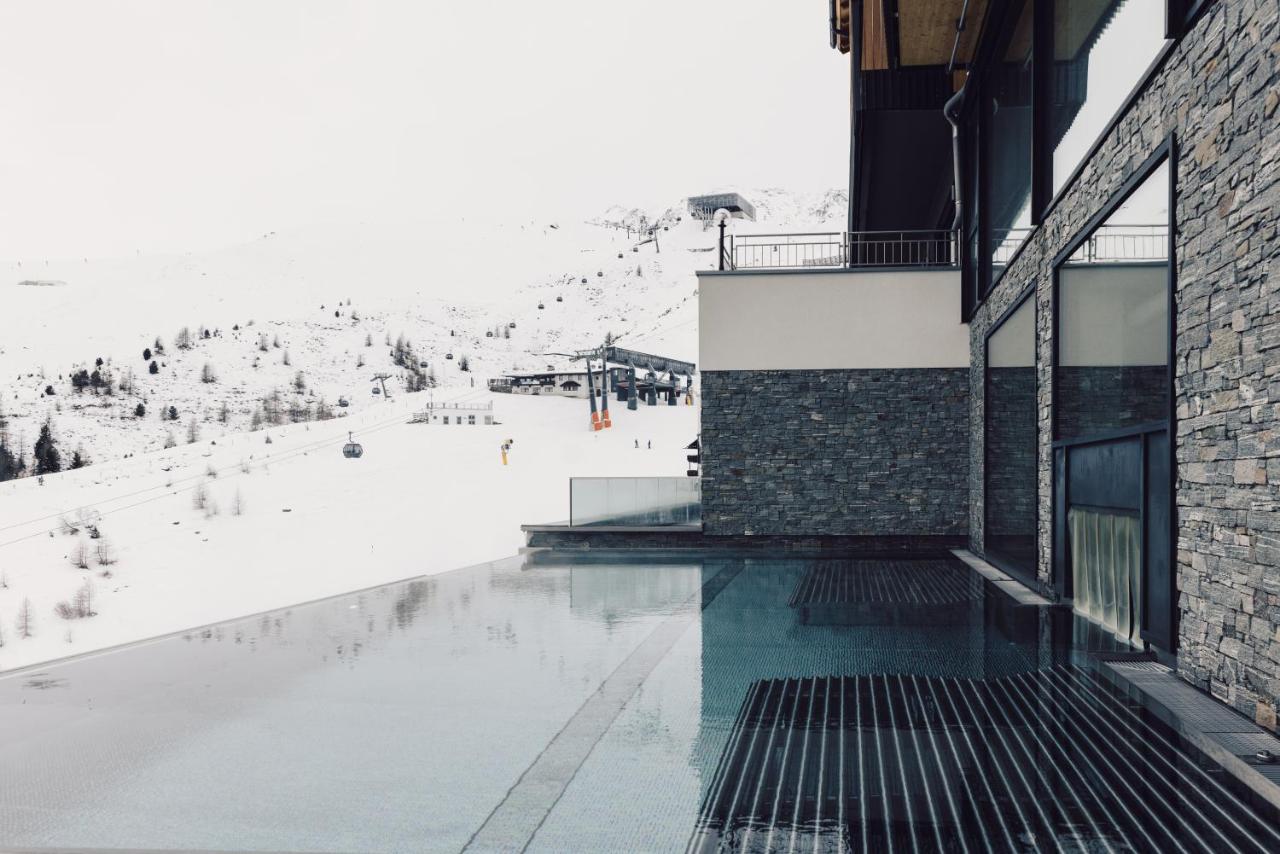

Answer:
[342,433,363,458]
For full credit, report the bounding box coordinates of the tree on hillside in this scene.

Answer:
[33,419,61,475]
[201,362,217,383]
[186,417,200,444]
[134,402,146,418]
[174,327,193,350]
[365,332,372,347]
[153,336,165,354]
[70,368,90,392]
[143,347,152,361]
[0,431,21,482]
[70,448,87,469]
[293,371,306,394]
[16,598,34,639]
[458,355,470,372]
[168,405,178,421]
[218,401,230,423]
[149,360,159,375]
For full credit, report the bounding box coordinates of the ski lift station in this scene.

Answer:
[687,192,756,222]
[490,347,695,405]
[411,400,494,426]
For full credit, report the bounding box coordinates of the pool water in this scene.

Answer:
[0,553,1276,853]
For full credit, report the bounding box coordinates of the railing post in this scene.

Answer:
[717,219,727,271]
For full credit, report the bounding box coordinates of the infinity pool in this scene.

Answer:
[1,553,1276,853]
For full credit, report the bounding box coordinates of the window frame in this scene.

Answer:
[1043,2,1176,217]
[1049,135,1176,443]
[1049,134,1177,643]
[962,0,1194,314]
[981,0,1037,294]
[982,282,1040,588]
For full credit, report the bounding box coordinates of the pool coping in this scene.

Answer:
[948,551,1280,812]
[949,549,1053,606]
[1094,659,1280,812]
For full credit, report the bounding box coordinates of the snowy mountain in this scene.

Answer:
[1,188,844,467]
[0,187,843,671]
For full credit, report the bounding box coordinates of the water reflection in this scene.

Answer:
[0,554,1273,854]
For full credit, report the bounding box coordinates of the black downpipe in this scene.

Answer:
[944,86,967,231]
[847,1,863,248]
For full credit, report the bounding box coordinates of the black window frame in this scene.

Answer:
[980,0,1037,296]
[960,0,1198,318]
[982,282,1041,589]
[1049,133,1177,648]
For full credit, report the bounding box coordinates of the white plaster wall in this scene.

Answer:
[698,268,969,370]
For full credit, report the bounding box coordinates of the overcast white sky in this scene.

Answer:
[0,1,849,260]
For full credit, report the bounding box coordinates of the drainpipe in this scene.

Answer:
[944,0,972,238]
[847,0,863,250]
[944,85,967,232]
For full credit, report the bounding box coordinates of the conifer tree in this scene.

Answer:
[33,419,61,474]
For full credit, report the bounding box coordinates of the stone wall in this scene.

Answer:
[702,368,969,537]
[966,2,1280,726]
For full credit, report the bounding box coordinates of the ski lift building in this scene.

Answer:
[497,368,627,399]
[688,193,756,222]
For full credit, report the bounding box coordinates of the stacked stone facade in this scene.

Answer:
[702,369,969,539]
[966,2,1280,725]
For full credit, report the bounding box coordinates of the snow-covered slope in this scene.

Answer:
[0,187,843,671]
[2,188,844,466]
[0,392,697,671]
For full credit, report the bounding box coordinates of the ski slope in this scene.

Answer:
[0,392,697,671]
[0,188,843,670]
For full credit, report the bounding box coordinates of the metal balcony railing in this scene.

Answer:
[1065,225,1169,264]
[720,230,957,271]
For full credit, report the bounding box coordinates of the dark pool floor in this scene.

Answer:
[0,553,1275,853]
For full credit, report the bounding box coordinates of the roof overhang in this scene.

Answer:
[831,0,989,72]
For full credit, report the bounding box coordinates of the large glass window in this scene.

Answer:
[985,295,1037,579]
[1051,1,1168,194]
[1056,160,1169,440]
[986,0,1034,285]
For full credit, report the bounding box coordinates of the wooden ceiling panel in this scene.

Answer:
[863,1,890,70]
[897,0,988,68]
